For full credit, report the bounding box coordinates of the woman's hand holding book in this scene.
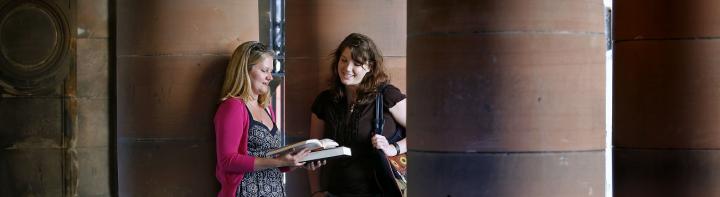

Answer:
[277,147,311,167]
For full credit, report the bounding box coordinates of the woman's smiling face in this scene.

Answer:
[337,48,370,87]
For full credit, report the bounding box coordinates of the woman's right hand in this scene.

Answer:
[277,148,311,167]
[303,160,327,171]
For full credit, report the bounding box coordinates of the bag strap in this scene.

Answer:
[372,84,404,196]
[374,84,387,135]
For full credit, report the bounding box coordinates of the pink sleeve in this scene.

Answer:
[215,99,255,174]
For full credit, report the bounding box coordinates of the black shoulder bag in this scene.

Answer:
[373,85,407,197]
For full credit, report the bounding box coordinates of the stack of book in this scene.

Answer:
[266,138,351,162]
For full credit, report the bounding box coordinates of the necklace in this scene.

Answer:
[347,93,357,113]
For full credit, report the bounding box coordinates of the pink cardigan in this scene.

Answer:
[214,98,286,197]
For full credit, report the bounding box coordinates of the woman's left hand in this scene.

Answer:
[372,134,397,156]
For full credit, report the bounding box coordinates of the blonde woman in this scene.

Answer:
[214,41,321,197]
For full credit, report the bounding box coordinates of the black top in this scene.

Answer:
[311,84,406,195]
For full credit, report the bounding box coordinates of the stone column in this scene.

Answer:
[408,1,606,196]
[116,0,258,195]
[0,0,113,195]
[75,0,112,195]
[0,0,78,196]
[613,0,720,196]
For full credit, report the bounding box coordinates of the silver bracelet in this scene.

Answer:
[392,143,401,156]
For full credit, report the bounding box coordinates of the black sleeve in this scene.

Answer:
[382,84,406,108]
[311,90,332,120]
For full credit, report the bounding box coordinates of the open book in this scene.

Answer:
[266,138,351,162]
[299,147,351,162]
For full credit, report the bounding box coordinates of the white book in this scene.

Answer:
[265,138,339,156]
[299,147,352,162]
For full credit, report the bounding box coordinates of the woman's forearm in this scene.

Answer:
[253,157,287,171]
[308,170,322,194]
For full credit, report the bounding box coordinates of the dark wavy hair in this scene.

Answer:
[329,33,389,104]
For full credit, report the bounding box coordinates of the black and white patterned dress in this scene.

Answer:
[237,107,284,197]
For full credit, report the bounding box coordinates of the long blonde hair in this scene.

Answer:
[219,41,275,107]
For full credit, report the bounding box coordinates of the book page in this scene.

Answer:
[266,138,339,156]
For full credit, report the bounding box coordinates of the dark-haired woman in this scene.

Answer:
[308,33,407,197]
